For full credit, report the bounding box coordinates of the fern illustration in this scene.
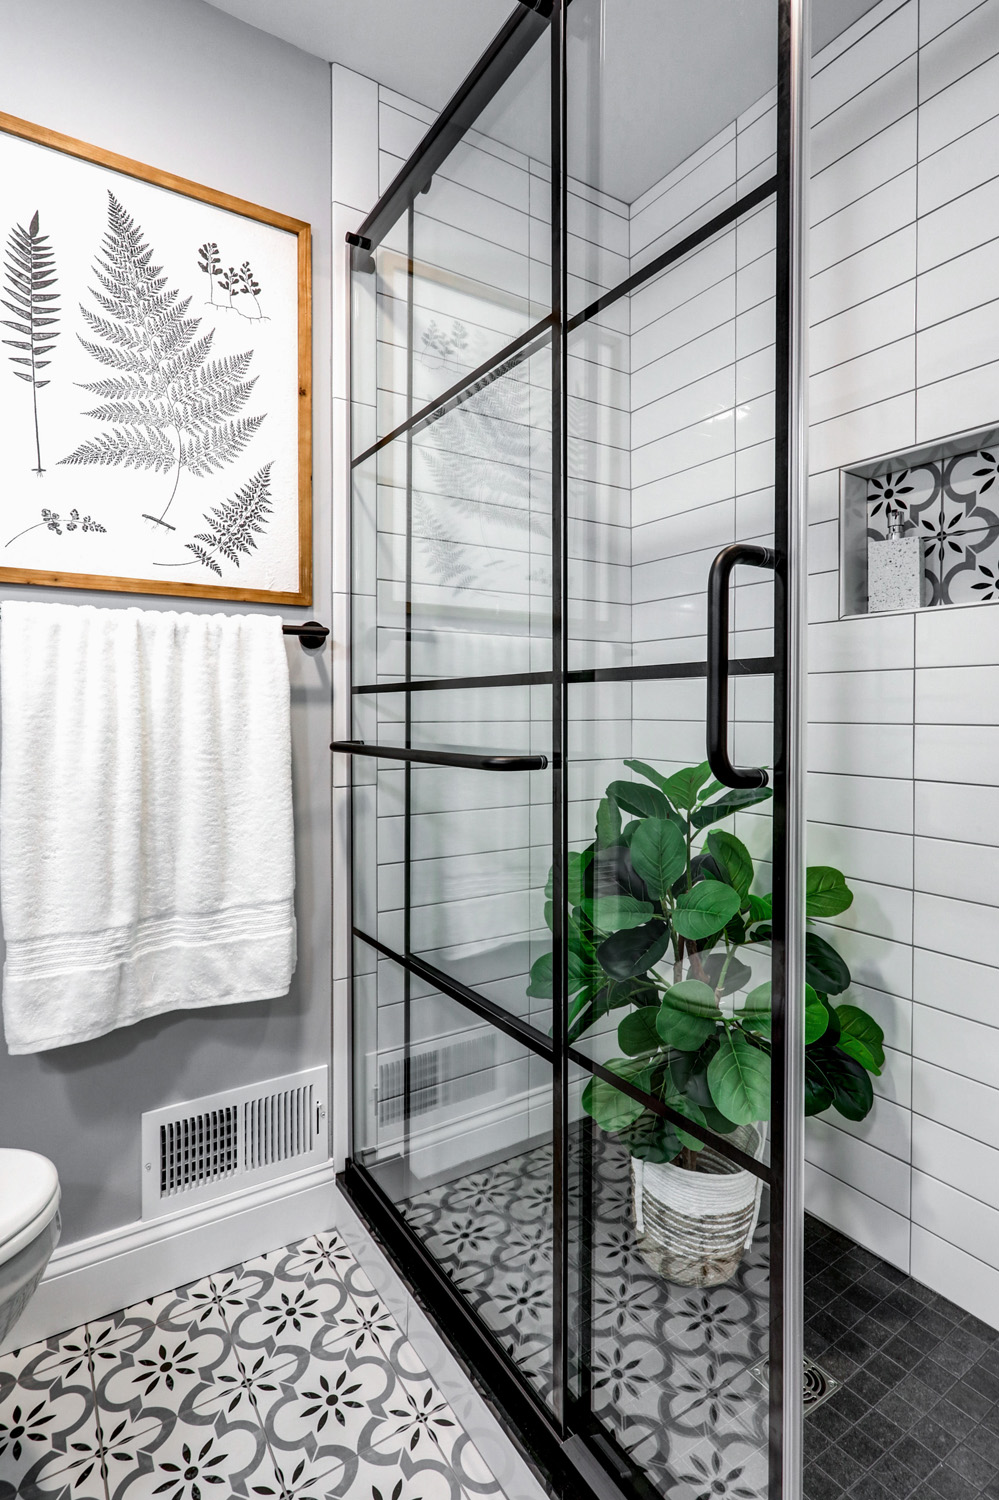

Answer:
[235,260,263,319]
[61,192,263,530]
[6,507,106,549]
[182,462,274,576]
[197,241,222,305]
[217,264,238,311]
[2,210,60,475]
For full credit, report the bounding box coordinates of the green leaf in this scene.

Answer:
[597,919,671,981]
[805,984,829,1044]
[619,1112,682,1163]
[579,894,655,932]
[596,796,621,847]
[806,866,854,918]
[567,848,593,907]
[661,979,719,1017]
[656,1003,716,1051]
[826,1051,875,1120]
[738,981,772,1036]
[805,931,851,995]
[707,829,754,900]
[661,761,711,811]
[746,892,773,925]
[672,881,742,941]
[630,818,686,900]
[834,1005,885,1075]
[804,1051,836,1115]
[607,779,671,820]
[618,1006,662,1057]
[527,952,553,998]
[706,1030,771,1125]
[623,759,673,798]
[690,785,774,830]
[696,953,744,999]
[581,1059,651,1132]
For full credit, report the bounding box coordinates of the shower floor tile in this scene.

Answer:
[396,1137,999,1500]
[0,1229,509,1500]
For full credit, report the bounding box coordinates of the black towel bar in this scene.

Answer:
[283,621,330,650]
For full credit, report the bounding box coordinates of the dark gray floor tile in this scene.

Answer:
[897,1321,944,1358]
[894,1377,939,1417]
[847,1423,893,1469]
[948,1379,994,1422]
[865,1353,909,1390]
[884,1336,921,1370]
[909,1417,958,1461]
[866,1448,925,1499]
[805,1461,847,1500]
[822,1346,863,1384]
[829,1297,869,1330]
[945,1439,999,1488]
[926,1463,970,1500]
[848,1370,891,1409]
[849,1475,896,1500]
[877,1393,921,1431]
[823,1443,862,1490]
[911,1360,956,1398]
[890,1435,943,1485]
[809,1399,856,1445]
[960,1315,997,1346]
[914,1310,956,1344]
[966,1422,999,1468]
[967,1365,999,1405]
[928,1397,979,1441]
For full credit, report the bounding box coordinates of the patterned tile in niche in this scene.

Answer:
[866,447,999,609]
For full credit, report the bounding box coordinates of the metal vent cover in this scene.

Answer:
[141,1065,328,1219]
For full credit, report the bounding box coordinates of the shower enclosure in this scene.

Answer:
[340,2,808,1495]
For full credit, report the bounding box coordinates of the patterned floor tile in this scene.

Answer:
[104,1387,283,1500]
[0,1342,101,1495]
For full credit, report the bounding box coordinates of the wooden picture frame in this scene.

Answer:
[0,112,312,605]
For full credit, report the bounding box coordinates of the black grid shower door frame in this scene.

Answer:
[340,2,802,1494]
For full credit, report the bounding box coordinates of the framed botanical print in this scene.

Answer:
[0,112,312,605]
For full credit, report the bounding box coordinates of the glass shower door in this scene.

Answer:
[343,2,809,1495]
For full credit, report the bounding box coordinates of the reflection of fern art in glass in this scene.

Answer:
[157,463,273,578]
[6,507,106,548]
[61,192,264,532]
[420,318,468,370]
[202,249,265,320]
[2,210,60,477]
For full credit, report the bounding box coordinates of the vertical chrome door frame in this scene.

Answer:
[777,0,810,1494]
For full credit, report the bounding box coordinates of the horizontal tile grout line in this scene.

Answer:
[810,41,917,135]
[810,0,912,84]
[917,37,999,112]
[811,120,917,204]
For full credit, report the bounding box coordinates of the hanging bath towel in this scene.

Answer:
[0,602,296,1053]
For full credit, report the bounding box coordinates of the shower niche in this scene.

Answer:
[841,423,999,616]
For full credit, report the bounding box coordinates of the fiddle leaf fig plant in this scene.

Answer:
[529,760,884,1169]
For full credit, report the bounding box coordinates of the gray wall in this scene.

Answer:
[0,0,332,1243]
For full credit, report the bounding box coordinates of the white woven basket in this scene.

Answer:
[630,1124,765,1288]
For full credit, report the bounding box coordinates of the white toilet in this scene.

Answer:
[0,1149,61,1346]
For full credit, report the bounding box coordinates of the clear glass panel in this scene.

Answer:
[566,0,778,312]
[353,938,555,1406]
[567,1062,771,1495]
[354,30,553,453]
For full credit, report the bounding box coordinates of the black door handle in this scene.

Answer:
[707,543,776,789]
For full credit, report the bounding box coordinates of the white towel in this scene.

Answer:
[0,602,296,1054]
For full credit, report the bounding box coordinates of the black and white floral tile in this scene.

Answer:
[0,1229,509,1500]
[400,1136,771,1499]
[866,447,999,607]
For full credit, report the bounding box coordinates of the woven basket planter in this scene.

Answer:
[630,1124,765,1288]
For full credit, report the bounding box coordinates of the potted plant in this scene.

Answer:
[528,759,885,1287]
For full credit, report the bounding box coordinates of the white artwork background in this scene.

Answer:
[0,133,301,593]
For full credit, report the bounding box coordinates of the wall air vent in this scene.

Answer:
[376,1034,496,1126]
[140,1065,328,1219]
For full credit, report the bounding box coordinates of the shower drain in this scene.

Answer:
[748,1355,841,1414]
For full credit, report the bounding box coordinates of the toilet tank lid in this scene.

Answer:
[0,1150,60,1256]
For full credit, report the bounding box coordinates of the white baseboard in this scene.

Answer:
[2,1159,339,1355]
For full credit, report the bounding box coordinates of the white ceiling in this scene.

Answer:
[207,0,885,203]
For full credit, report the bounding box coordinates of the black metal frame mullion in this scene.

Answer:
[352,655,776,697]
[402,202,416,1173]
[551,0,570,1436]
[771,4,793,1494]
[353,926,555,1062]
